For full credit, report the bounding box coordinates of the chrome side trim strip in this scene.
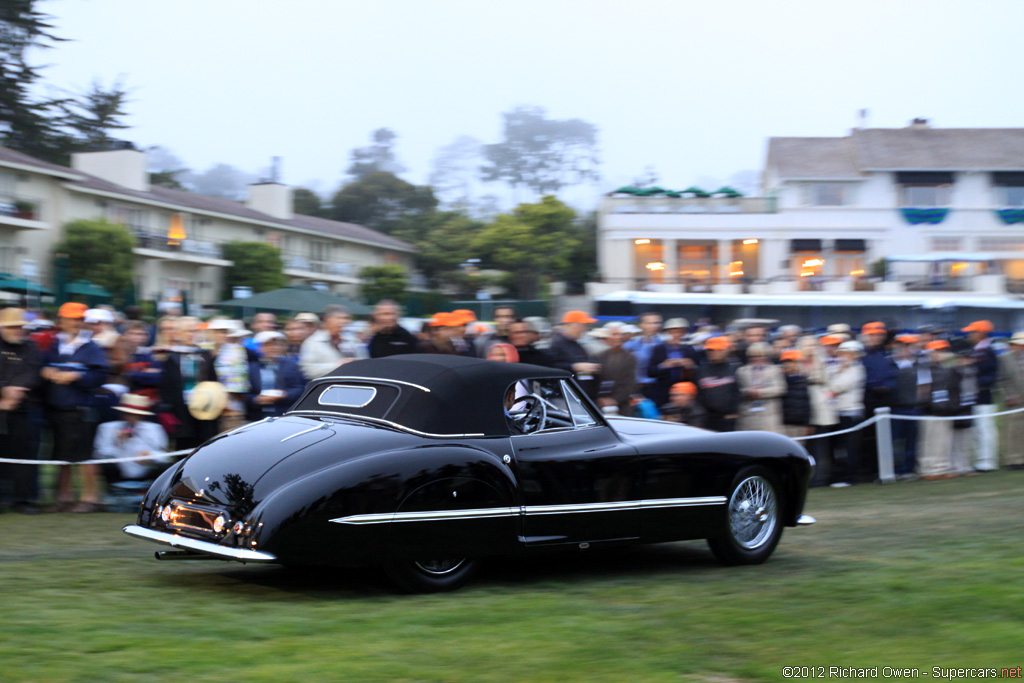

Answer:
[329,497,727,525]
[286,410,485,439]
[331,507,519,525]
[122,525,277,562]
[641,496,728,509]
[315,376,431,392]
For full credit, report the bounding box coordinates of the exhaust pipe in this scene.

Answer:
[155,550,217,561]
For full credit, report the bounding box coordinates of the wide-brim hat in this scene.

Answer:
[187,381,229,421]
[0,307,29,328]
[115,393,155,416]
[1011,331,1024,345]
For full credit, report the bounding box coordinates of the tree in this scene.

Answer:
[145,145,189,189]
[480,106,600,197]
[53,219,134,298]
[360,264,407,304]
[63,78,131,149]
[329,170,438,235]
[393,210,485,288]
[293,187,325,217]
[429,135,484,208]
[221,241,286,298]
[0,1,70,163]
[346,127,406,179]
[471,196,579,300]
[190,163,254,200]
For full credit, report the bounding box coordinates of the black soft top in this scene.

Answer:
[293,355,571,436]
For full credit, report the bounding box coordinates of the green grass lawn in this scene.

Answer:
[2,472,1022,682]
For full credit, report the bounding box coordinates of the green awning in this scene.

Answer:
[218,285,372,316]
[65,280,112,299]
[0,274,53,295]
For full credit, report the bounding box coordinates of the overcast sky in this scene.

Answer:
[37,0,1024,204]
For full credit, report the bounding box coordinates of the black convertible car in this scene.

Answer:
[124,355,815,591]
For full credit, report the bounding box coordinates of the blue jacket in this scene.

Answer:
[862,345,897,409]
[247,357,307,419]
[41,337,108,411]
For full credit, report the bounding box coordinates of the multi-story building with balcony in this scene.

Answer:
[597,122,1024,299]
[0,145,415,307]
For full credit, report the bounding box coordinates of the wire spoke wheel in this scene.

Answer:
[728,476,777,550]
[708,466,784,565]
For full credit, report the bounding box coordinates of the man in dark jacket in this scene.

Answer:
[0,308,41,513]
[247,331,307,420]
[367,300,419,358]
[508,319,553,368]
[780,349,811,438]
[891,334,926,476]
[647,318,700,408]
[695,336,740,432]
[548,311,600,400]
[962,320,999,471]
[859,321,897,482]
[40,302,108,512]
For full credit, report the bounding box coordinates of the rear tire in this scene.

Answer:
[383,557,480,593]
[707,466,783,565]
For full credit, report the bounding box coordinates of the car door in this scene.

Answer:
[511,379,640,547]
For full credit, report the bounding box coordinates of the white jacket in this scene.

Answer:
[299,329,365,380]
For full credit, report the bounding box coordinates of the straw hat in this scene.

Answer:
[1010,331,1024,345]
[0,308,28,328]
[114,393,155,416]
[187,382,229,421]
[254,330,285,345]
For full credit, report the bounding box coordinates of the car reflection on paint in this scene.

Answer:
[124,355,815,592]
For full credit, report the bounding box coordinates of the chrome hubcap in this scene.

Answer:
[728,476,777,549]
[414,559,466,576]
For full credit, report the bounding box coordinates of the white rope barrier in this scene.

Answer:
[1,406,1022,467]
[791,415,881,442]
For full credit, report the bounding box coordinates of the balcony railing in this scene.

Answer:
[604,195,777,214]
[283,254,354,276]
[132,231,226,259]
[0,193,44,222]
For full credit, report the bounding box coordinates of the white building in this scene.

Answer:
[0,145,415,307]
[597,122,1024,297]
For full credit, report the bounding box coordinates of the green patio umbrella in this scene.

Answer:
[611,187,642,195]
[713,186,744,198]
[0,274,54,295]
[65,280,112,300]
[681,187,711,197]
[218,285,372,317]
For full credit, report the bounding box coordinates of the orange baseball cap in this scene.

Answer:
[861,321,887,334]
[562,310,597,324]
[428,312,450,327]
[820,334,843,346]
[926,340,951,351]
[704,336,731,350]
[58,302,88,319]
[451,309,477,325]
[961,320,993,333]
[895,334,919,344]
[780,349,803,362]
[670,382,697,395]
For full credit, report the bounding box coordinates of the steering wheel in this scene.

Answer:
[508,394,547,434]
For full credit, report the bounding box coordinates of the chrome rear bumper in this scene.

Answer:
[123,525,277,563]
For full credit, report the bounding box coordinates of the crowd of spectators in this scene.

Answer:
[2,299,1024,514]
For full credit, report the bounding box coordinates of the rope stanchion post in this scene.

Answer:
[874,406,895,484]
